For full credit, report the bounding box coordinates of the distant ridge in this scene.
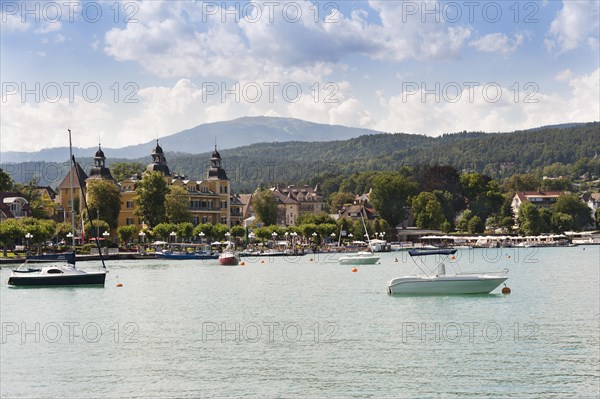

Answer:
[0,116,384,163]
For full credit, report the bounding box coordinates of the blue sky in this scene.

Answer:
[1,0,599,152]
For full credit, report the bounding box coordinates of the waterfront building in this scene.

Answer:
[117,143,236,229]
[511,191,567,218]
[0,192,31,221]
[269,184,324,226]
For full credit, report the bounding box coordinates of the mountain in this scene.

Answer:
[0,116,384,163]
[3,121,598,192]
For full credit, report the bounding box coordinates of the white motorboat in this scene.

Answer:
[387,249,508,295]
[338,251,380,265]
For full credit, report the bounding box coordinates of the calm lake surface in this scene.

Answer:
[1,246,599,398]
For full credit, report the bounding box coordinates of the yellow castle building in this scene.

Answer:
[117,142,237,229]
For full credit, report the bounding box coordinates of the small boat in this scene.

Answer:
[8,257,106,287]
[8,131,108,287]
[338,213,380,265]
[155,250,218,260]
[387,249,508,295]
[218,251,240,266]
[338,251,380,265]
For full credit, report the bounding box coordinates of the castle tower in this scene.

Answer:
[87,144,115,181]
[146,140,171,176]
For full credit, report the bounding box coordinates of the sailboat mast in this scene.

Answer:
[68,129,76,248]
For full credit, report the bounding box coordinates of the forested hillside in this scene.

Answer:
[3,122,598,191]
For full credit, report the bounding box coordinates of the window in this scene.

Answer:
[221,217,227,224]
[221,201,228,209]
[202,217,208,223]
[126,201,133,208]
[126,218,134,225]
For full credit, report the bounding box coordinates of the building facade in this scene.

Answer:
[117,144,235,229]
[269,184,324,226]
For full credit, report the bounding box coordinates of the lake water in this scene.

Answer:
[1,246,599,398]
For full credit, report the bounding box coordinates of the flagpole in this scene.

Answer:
[68,129,76,249]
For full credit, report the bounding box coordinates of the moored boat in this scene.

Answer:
[218,251,240,266]
[338,251,380,265]
[155,250,218,260]
[8,258,106,287]
[387,249,508,295]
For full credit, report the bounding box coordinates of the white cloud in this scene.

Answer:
[470,32,525,55]
[1,13,30,32]
[35,21,62,34]
[546,0,600,52]
[1,96,113,152]
[555,68,573,82]
[375,68,600,135]
[103,1,471,81]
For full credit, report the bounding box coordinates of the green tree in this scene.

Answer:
[54,222,73,243]
[0,168,14,191]
[518,203,543,235]
[596,208,600,229]
[298,223,318,240]
[111,162,145,181]
[177,222,194,242]
[194,223,214,241]
[135,171,168,227]
[467,215,484,234]
[297,212,337,225]
[253,227,271,242]
[440,220,452,233]
[230,225,246,242]
[553,194,593,230]
[456,210,473,232]
[117,225,137,246]
[550,212,574,233]
[0,219,23,256]
[412,192,445,229]
[212,224,230,240]
[84,219,110,239]
[317,223,338,241]
[86,179,121,228]
[253,189,278,226]
[153,223,177,241]
[14,178,45,218]
[165,185,192,224]
[328,192,355,213]
[502,173,540,192]
[370,173,418,228]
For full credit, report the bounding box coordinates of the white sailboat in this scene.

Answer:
[8,130,107,287]
[338,211,380,265]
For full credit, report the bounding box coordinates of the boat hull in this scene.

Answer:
[338,255,380,265]
[218,254,239,266]
[8,272,106,287]
[155,253,218,260]
[388,276,507,295]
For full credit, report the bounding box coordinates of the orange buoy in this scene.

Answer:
[260,260,264,264]
[309,258,313,262]
[240,261,245,266]
[116,283,123,287]
[502,285,511,294]
[451,256,456,260]
[351,267,358,273]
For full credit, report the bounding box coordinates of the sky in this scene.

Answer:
[1,0,599,153]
